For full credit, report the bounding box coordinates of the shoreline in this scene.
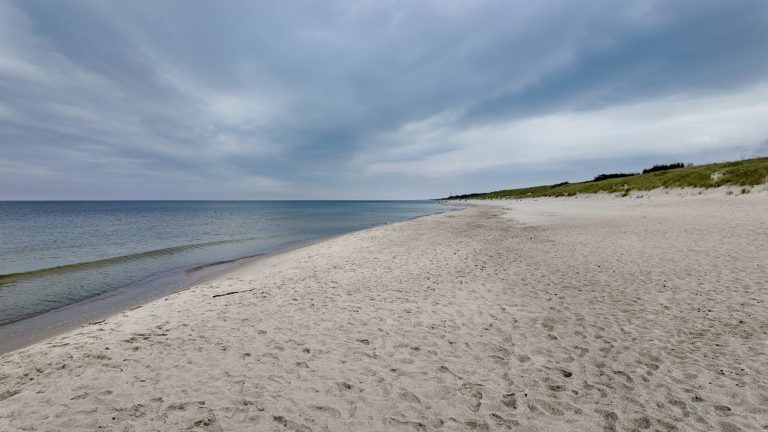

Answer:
[0,205,460,355]
[1,192,766,430]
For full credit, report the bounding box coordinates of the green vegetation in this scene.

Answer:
[642,162,685,174]
[446,157,768,200]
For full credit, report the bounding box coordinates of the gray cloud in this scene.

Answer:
[1,0,767,199]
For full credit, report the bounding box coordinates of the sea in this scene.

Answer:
[0,200,455,351]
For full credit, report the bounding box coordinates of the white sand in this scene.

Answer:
[1,189,766,431]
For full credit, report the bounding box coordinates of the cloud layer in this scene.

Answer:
[1,0,767,199]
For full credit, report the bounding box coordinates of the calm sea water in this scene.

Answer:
[0,201,454,328]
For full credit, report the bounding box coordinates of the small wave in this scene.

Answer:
[185,253,265,274]
[0,238,255,286]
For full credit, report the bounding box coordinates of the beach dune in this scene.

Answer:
[1,190,766,431]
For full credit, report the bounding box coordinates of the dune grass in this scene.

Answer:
[447,157,768,200]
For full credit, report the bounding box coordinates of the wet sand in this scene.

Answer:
[1,189,766,431]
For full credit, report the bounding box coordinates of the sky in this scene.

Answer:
[1,0,767,200]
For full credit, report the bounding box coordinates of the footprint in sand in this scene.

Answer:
[501,393,517,410]
[398,391,421,404]
[309,405,341,419]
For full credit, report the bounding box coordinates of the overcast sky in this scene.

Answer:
[1,0,767,199]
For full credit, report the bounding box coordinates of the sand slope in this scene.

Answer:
[1,191,766,431]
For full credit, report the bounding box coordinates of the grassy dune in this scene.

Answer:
[448,156,768,200]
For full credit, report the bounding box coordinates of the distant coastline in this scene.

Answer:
[444,156,768,200]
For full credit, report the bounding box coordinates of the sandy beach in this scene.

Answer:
[1,189,766,431]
